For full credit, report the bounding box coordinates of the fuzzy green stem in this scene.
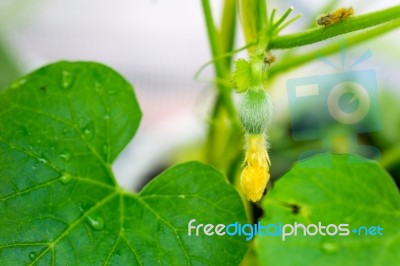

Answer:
[269,5,400,49]
[268,18,400,78]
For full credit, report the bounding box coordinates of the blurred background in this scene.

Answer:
[1,0,399,190]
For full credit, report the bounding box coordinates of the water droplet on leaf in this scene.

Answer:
[95,82,102,92]
[107,89,118,95]
[29,251,37,261]
[82,122,95,140]
[321,242,339,254]
[10,78,27,89]
[59,152,71,162]
[62,127,70,135]
[85,215,104,231]
[61,71,74,89]
[60,173,72,184]
[102,144,108,155]
[38,158,47,164]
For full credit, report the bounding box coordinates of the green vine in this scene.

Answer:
[269,18,400,78]
[269,5,400,49]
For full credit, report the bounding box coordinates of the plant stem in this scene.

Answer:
[269,5,400,49]
[202,0,242,169]
[201,0,237,122]
[268,18,400,78]
[276,14,303,33]
[258,0,268,33]
[270,8,276,26]
[238,0,259,53]
[220,0,237,66]
[269,6,293,33]
[202,0,225,78]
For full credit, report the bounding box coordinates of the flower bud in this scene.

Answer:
[240,134,271,202]
[240,164,270,202]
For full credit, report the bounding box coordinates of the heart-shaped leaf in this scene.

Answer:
[0,61,248,265]
[256,154,400,266]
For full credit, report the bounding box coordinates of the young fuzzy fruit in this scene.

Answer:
[237,85,272,202]
[240,134,271,202]
[237,87,272,135]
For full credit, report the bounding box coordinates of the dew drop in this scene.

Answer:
[29,251,37,261]
[60,173,72,184]
[102,144,108,155]
[61,71,74,89]
[10,78,27,89]
[62,127,70,135]
[107,89,118,95]
[95,82,103,92]
[38,158,47,164]
[82,122,95,140]
[321,242,339,254]
[85,215,105,231]
[59,152,71,162]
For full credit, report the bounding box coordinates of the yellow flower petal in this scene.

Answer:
[240,165,270,202]
[241,134,271,202]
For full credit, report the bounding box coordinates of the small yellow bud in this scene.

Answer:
[240,134,271,202]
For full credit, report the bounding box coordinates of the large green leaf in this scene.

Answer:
[256,154,400,266]
[0,61,248,265]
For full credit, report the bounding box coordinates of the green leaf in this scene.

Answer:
[232,59,251,92]
[0,61,248,265]
[256,154,400,266]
